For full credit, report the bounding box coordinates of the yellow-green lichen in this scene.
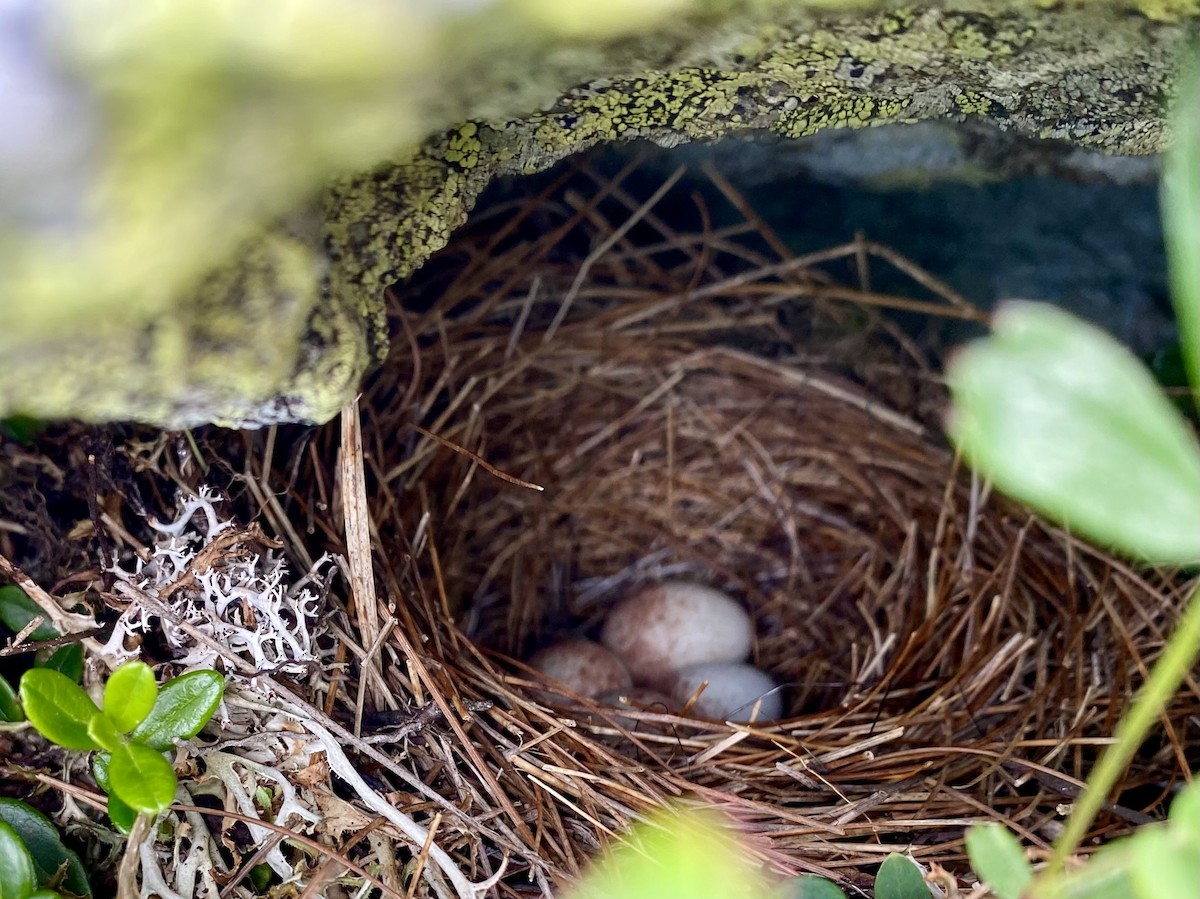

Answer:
[443,123,485,171]
[325,0,1190,325]
[953,90,1000,116]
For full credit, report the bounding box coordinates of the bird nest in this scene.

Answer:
[339,156,1199,895]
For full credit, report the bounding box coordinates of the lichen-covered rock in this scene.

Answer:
[0,0,1194,427]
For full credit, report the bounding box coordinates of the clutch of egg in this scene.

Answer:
[529,581,780,723]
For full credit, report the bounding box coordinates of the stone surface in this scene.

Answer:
[648,125,1172,354]
[0,0,1194,427]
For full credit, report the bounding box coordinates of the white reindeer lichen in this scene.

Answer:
[101,487,334,673]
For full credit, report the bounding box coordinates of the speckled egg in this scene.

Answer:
[529,638,632,699]
[600,581,753,685]
[668,661,782,723]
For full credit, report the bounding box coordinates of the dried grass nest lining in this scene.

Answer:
[371,312,1199,883]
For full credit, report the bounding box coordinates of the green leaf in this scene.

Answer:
[565,806,771,899]
[947,302,1200,564]
[18,670,101,751]
[1130,823,1196,899]
[0,677,22,723]
[874,853,930,899]
[0,416,45,445]
[90,754,110,794]
[28,890,64,899]
[85,713,125,755]
[104,794,136,835]
[965,825,1032,899]
[107,743,176,815]
[0,819,36,899]
[1168,780,1199,837]
[1037,841,1136,899]
[775,874,848,899]
[91,755,136,833]
[0,799,91,898]
[103,662,158,734]
[1164,50,1200,397]
[0,587,58,643]
[131,670,224,751]
[249,864,274,892]
[40,646,83,684]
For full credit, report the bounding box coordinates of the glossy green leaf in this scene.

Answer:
[40,646,83,684]
[1164,52,1200,397]
[965,824,1032,899]
[947,302,1200,564]
[775,874,848,899]
[104,794,136,835]
[91,754,136,833]
[0,677,22,723]
[250,864,274,892]
[131,670,224,751]
[85,713,124,755]
[0,587,58,644]
[0,819,36,899]
[103,662,157,734]
[107,742,176,815]
[28,891,63,899]
[0,800,90,898]
[565,806,771,899]
[90,754,110,794]
[18,670,101,751]
[874,853,930,899]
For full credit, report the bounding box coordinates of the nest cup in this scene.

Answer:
[360,160,1199,891]
[405,333,964,716]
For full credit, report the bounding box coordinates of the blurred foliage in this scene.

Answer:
[0,0,1194,427]
[564,806,772,899]
[0,0,690,351]
[965,825,1034,899]
[873,854,931,899]
[946,302,1200,564]
[1163,50,1200,395]
[1,0,433,343]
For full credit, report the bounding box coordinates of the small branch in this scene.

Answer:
[0,552,104,653]
[412,423,544,492]
[116,813,151,899]
[341,399,388,710]
[1,627,104,657]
